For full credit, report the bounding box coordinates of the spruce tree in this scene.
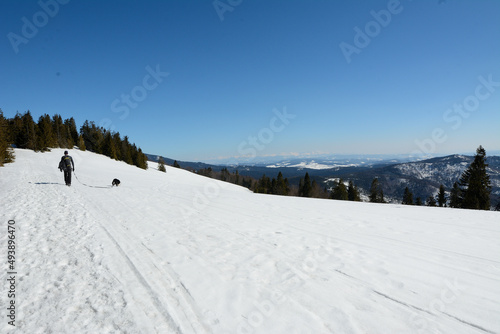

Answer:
[234,170,240,185]
[256,174,271,193]
[37,114,56,151]
[331,179,348,200]
[369,178,379,203]
[379,189,385,203]
[449,182,462,208]
[173,160,181,168]
[158,157,166,172]
[9,113,23,148]
[369,178,385,203]
[347,180,361,202]
[77,135,86,151]
[102,131,118,160]
[437,184,447,207]
[458,145,492,210]
[121,136,133,164]
[16,111,38,150]
[299,172,312,197]
[426,196,437,207]
[52,114,66,148]
[275,172,289,195]
[66,117,79,145]
[415,197,423,206]
[112,132,122,159]
[220,168,230,182]
[0,110,15,165]
[402,187,414,205]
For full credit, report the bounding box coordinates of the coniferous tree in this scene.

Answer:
[299,172,312,197]
[9,113,23,148]
[369,178,385,203]
[220,168,230,182]
[234,170,240,185]
[369,178,379,203]
[270,177,277,194]
[61,118,75,148]
[309,179,328,198]
[256,174,271,193]
[37,114,55,151]
[275,171,289,195]
[81,121,104,153]
[102,131,118,160]
[14,111,38,150]
[2,112,150,170]
[402,187,414,205]
[80,120,91,149]
[66,117,79,145]
[449,182,462,208]
[173,160,181,168]
[331,179,348,200]
[241,175,253,190]
[158,157,166,172]
[52,114,67,148]
[77,134,86,151]
[426,196,437,207]
[112,132,122,159]
[80,120,103,152]
[347,180,361,202]
[135,148,148,169]
[437,184,447,207]
[459,145,492,210]
[415,197,423,206]
[379,189,385,203]
[121,136,133,164]
[0,110,15,165]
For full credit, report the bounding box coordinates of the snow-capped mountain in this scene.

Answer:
[148,152,500,206]
[372,155,500,203]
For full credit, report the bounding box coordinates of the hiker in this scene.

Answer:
[59,150,75,186]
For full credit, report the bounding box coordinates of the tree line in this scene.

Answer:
[399,146,493,210]
[0,110,147,169]
[187,146,494,210]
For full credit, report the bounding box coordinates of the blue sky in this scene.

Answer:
[1,0,499,163]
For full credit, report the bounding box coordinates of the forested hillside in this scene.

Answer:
[0,110,147,169]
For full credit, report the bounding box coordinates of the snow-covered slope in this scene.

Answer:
[1,149,499,334]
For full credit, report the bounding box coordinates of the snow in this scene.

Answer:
[267,161,357,170]
[394,162,468,181]
[1,148,500,334]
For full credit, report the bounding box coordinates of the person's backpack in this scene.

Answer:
[58,159,66,171]
[63,156,72,169]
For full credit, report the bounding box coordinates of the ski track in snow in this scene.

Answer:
[1,148,499,334]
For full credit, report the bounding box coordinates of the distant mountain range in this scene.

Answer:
[325,155,500,205]
[146,153,500,207]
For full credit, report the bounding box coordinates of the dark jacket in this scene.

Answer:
[59,155,74,171]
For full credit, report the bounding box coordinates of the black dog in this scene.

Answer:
[112,179,121,186]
